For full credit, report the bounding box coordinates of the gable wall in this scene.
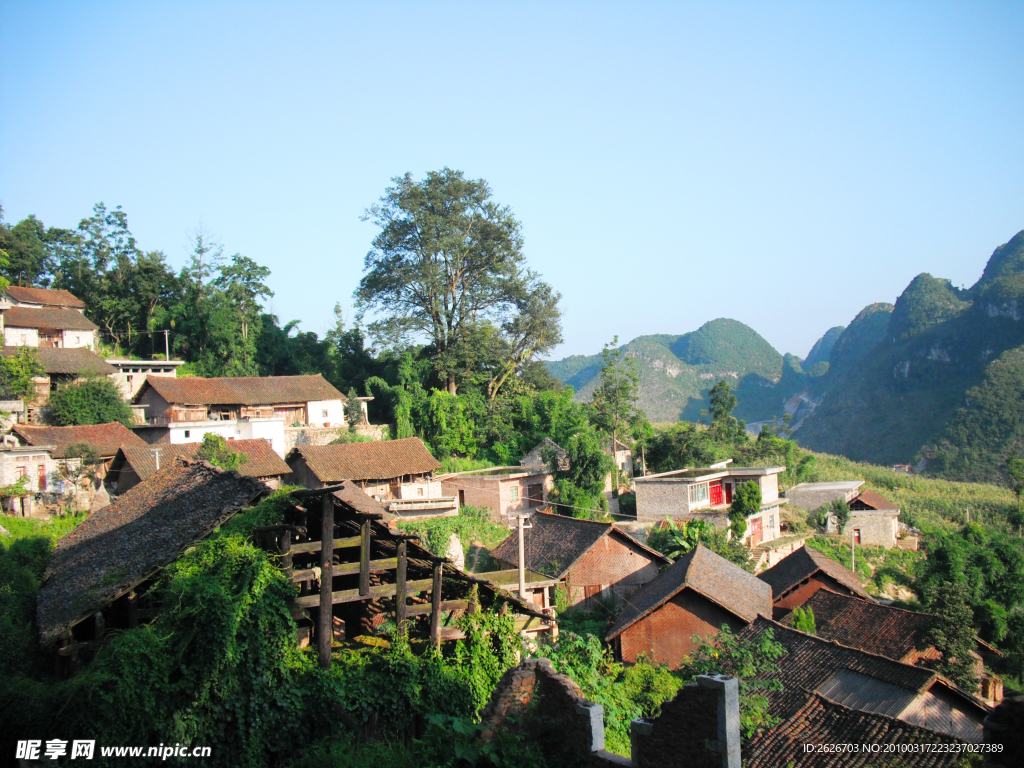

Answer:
[773,573,859,616]
[619,589,746,669]
[566,534,662,607]
[135,388,174,421]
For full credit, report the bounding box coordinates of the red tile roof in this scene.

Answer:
[3,286,85,308]
[12,422,146,458]
[606,544,772,640]
[757,545,870,600]
[781,588,935,664]
[113,439,291,481]
[490,510,668,579]
[36,459,269,644]
[3,306,98,331]
[288,437,441,482]
[852,488,900,511]
[139,373,344,406]
[0,346,115,375]
[746,692,968,767]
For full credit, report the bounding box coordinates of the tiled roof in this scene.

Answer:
[12,422,146,458]
[332,481,392,518]
[138,373,344,406]
[606,545,772,640]
[3,286,85,308]
[782,589,933,663]
[288,437,441,482]
[758,545,870,600]
[740,617,939,720]
[3,306,98,331]
[852,488,900,511]
[113,439,291,481]
[36,459,269,644]
[491,511,668,580]
[0,346,116,375]
[746,692,967,767]
[520,438,569,470]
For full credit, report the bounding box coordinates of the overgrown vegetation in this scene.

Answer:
[196,432,250,471]
[396,506,508,560]
[48,376,135,426]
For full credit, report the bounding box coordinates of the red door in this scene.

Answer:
[853,529,861,544]
[710,482,724,506]
[724,483,733,504]
[751,517,763,546]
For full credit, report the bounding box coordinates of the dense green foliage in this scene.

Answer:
[47,376,135,426]
[921,581,980,693]
[646,519,752,571]
[396,505,508,560]
[545,430,614,519]
[729,480,760,538]
[0,346,44,400]
[790,606,816,635]
[196,433,249,470]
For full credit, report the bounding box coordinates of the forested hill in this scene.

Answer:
[795,229,1024,482]
[545,318,825,423]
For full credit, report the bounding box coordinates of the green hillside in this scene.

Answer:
[804,325,844,369]
[794,229,1024,481]
[546,318,816,423]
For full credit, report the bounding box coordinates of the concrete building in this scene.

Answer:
[783,480,864,510]
[440,466,553,522]
[10,422,147,485]
[489,511,669,609]
[106,359,186,400]
[634,465,786,547]
[0,435,59,516]
[605,544,773,668]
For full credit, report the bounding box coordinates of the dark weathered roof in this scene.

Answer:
[288,437,441,482]
[332,481,392,518]
[852,488,900,511]
[137,373,344,406]
[746,692,967,767]
[491,511,668,580]
[741,617,942,720]
[758,545,870,600]
[36,459,269,644]
[113,439,291,482]
[606,544,772,640]
[0,346,116,375]
[12,422,146,458]
[520,438,569,470]
[3,286,85,308]
[782,589,931,663]
[3,306,98,331]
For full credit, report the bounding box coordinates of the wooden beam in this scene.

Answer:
[438,626,467,641]
[288,484,349,499]
[318,493,334,670]
[291,578,433,609]
[279,527,293,579]
[291,558,398,583]
[359,520,371,596]
[395,540,408,633]
[407,599,469,617]
[430,561,442,647]
[127,591,139,629]
[290,536,360,554]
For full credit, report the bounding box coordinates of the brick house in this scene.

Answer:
[11,422,146,484]
[757,545,870,618]
[0,286,97,350]
[0,347,117,422]
[634,465,786,547]
[440,466,553,522]
[605,544,772,668]
[286,437,458,517]
[108,438,293,494]
[489,511,669,609]
[847,488,901,548]
[781,588,1004,705]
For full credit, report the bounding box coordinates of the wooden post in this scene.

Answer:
[395,540,408,634]
[359,519,371,596]
[127,591,139,629]
[429,561,442,648]
[517,513,527,598]
[94,611,105,642]
[318,494,334,669]
[278,529,293,580]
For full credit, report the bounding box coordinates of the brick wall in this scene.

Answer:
[849,509,899,548]
[566,534,662,608]
[619,589,746,669]
[635,479,690,522]
[773,573,857,616]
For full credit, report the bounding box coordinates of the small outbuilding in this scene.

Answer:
[757,545,870,618]
[605,544,772,668]
[847,489,901,548]
[440,466,553,521]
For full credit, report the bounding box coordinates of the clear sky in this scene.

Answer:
[1,1,1022,361]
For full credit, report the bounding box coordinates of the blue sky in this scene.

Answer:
[1,1,1022,360]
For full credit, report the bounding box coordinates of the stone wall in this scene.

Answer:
[635,479,688,522]
[283,423,388,452]
[849,509,899,548]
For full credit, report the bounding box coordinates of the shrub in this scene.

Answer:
[48,376,133,426]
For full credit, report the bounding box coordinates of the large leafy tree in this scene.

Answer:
[48,377,134,427]
[591,336,641,469]
[356,168,561,395]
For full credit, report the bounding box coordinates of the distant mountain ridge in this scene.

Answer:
[546,229,1024,482]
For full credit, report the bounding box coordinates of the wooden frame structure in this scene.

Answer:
[256,485,553,669]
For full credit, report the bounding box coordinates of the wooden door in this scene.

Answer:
[710,482,723,506]
[38,464,47,491]
[751,516,763,546]
[724,483,733,504]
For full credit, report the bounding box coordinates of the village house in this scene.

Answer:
[783,479,864,510]
[106,358,186,400]
[785,481,902,548]
[440,465,554,521]
[108,438,293,494]
[0,434,58,516]
[10,422,146,486]
[782,588,1004,705]
[740,617,991,742]
[286,437,458,518]
[634,464,786,547]
[519,437,568,471]
[0,346,118,422]
[605,544,773,668]
[0,286,97,350]
[488,511,669,610]
[757,544,870,618]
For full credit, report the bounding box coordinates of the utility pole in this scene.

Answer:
[152,447,161,471]
[517,513,526,598]
[851,528,855,573]
[164,329,170,361]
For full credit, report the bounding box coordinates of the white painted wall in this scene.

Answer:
[4,327,38,346]
[396,480,445,499]
[61,330,94,349]
[166,418,286,457]
[238,418,286,457]
[306,399,345,428]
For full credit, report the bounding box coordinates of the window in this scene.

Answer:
[768,514,775,528]
[510,486,519,502]
[184,430,190,438]
[688,483,709,504]
[127,375,133,383]
[417,487,424,497]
